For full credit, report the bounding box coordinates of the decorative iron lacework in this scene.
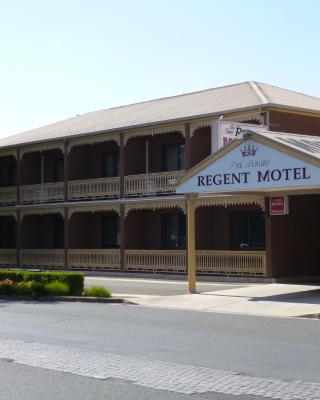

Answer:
[68,133,120,152]
[68,204,121,219]
[20,142,65,157]
[20,208,65,219]
[195,195,265,210]
[0,149,17,160]
[190,119,212,137]
[0,210,17,220]
[124,199,186,217]
[124,124,185,145]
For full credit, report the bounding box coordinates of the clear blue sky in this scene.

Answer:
[1,0,320,138]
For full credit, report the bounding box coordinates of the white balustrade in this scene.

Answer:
[125,250,186,273]
[20,249,65,268]
[0,186,17,204]
[0,249,17,266]
[124,170,185,196]
[68,249,121,270]
[196,250,267,276]
[68,177,120,199]
[20,182,64,203]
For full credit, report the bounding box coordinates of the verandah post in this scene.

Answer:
[187,193,197,294]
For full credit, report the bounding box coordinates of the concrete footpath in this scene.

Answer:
[127,283,320,318]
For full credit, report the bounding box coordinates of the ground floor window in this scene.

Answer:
[161,213,186,249]
[102,216,120,248]
[231,211,265,250]
[54,217,64,249]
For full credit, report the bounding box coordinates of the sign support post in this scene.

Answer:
[187,194,197,294]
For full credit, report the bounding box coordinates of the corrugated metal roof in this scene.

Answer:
[2,81,320,149]
[251,130,320,160]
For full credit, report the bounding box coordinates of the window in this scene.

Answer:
[161,213,186,249]
[162,144,185,172]
[7,161,17,186]
[102,151,119,178]
[102,216,120,248]
[231,211,265,250]
[7,221,17,248]
[54,217,64,249]
[53,158,64,182]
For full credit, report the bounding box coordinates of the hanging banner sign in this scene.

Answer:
[211,120,268,153]
[269,196,289,215]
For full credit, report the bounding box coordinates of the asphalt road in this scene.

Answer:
[85,276,250,296]
[0,301,317,382]
[0,360,265,400]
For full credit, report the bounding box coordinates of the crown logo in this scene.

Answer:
[240,144,257,157]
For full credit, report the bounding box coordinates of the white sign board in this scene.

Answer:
[211,121,268,153]
[177,139,320,194]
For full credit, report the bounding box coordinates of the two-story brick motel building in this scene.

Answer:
[2,81,320,280]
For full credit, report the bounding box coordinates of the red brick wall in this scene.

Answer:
[189,127,211,168]
[269,111,320,135]
[269,194,320,277]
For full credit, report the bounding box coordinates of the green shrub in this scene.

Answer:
[44,281,69,296]
[0,279,16,295]
[15,281,45,298]
[84,286,111,298]
[0,270,84,296]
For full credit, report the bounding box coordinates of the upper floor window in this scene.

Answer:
[7,161,17,186]
[53,157,64,182]
[162,144,185,172]
[102,151,119,178]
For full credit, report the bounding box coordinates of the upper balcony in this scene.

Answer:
[20,149,64,204]
[0,120,213,205]
[68,141,120,200]
[124,132,186,196]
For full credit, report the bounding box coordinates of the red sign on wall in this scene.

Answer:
[269,196,289,215]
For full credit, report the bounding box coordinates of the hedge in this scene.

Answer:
[0,270,84,296]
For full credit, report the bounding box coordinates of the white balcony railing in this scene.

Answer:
[20,182,64,203]
[68,177,120,200]
[0,186,17,204]
[20,249,65,268]
[125,249,266,276]
[196,250,267,276]
[125,250,186,273]
[68,249,121,270]
[0,249,17,266]
[124,170,185,196]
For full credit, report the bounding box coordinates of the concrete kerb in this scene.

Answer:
[0,295,131,304]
